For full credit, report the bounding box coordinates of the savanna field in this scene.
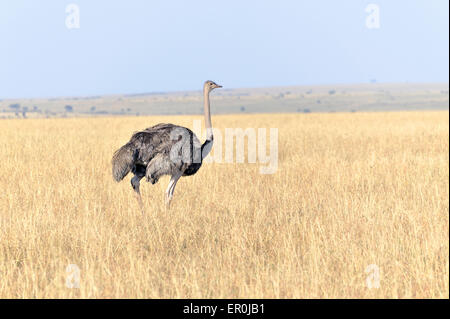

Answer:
[0,111,448,298]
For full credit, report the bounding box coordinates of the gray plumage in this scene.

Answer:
[112,123,208,184]
[111,80,221,211]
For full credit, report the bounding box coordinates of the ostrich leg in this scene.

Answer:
[131,175,145,214]
[165,171,183,209]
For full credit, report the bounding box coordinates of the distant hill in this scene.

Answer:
[0,83,448,119]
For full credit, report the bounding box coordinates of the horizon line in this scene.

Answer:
[1,81,448,101]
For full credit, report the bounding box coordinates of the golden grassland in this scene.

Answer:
[0,111,448,298]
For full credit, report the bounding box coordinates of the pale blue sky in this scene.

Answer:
[0,0,448,99]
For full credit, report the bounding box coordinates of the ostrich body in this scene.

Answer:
[112,80,222,211]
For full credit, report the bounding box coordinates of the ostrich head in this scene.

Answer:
[204,80,222,92]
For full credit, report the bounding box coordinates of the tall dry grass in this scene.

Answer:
[0,111,448,298]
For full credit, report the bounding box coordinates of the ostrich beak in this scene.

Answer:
[215,84,222,88]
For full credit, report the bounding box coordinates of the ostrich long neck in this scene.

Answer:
[201,88,214,159]
[204,88,213,141]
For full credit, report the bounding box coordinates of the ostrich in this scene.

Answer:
[112,80,222,211]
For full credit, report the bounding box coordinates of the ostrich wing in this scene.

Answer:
[131,123,201,168]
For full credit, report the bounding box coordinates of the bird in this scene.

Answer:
[111,80,222,212]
